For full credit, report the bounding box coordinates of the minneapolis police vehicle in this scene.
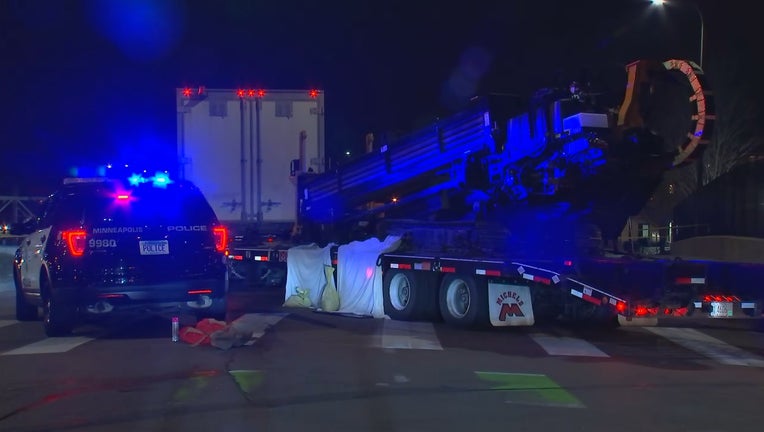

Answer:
[11,172,228,336]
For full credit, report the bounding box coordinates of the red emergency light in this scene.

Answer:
[182,87,206,98]
[237,89,267,99]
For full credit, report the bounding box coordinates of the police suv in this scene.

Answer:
[11,173,229,336]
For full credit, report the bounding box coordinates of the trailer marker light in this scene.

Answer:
[390,263,412,270]
[253,255,268,262]
[616,302,626,313]
[440,266,456,273]
[309,89,319,98]
[563,260,573,266]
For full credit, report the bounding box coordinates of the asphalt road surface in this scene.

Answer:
[1,250,763,431]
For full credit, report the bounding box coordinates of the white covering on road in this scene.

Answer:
[284,236,401,318]
[284,243,335,308]
[336,236,401,318]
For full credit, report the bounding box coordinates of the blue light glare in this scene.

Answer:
[151,172,173,188]
[128,173,148,186]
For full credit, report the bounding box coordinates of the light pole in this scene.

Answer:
[650,0,704,69]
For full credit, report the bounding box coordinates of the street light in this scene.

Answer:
[650,0,705,68]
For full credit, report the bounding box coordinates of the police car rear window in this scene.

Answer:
[84,185,216,226]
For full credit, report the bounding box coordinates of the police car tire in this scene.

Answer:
[14,269,38,321]
[42,282,76,337]
[438,274,488,328]
[383,269,427,321]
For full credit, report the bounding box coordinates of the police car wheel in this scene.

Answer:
[14,270,38,321]
[42,280,76,337]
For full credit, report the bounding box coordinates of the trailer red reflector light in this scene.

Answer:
[213,226,228,252]
[188,289,212,295]
[63,230,87,256]
[533,276,551,285]
[390,263,412,270]
[440,266,456,273]
[581,292,600,305]
[563,260,573,266]
[413,262,431,271]
[254,255,269,262]
[476,269,501,277]
[232,255,244,260]
[675,277,705,285]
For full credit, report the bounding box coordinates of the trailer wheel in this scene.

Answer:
[438,274,486,327]
[383,269,427,321]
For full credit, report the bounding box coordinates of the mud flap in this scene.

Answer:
[488,283,535,326]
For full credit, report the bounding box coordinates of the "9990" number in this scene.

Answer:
[89,239,117,248]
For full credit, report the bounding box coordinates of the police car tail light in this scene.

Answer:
[63,230,87,256]
[213,226,228,252]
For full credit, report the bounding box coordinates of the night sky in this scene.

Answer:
[0,0,758,195]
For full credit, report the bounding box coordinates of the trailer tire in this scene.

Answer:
[383,269,428,321]
[438,274,487,327]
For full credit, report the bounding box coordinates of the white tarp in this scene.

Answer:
[336,235,401,318]
[284,236,401,317]
[284,243,335,307]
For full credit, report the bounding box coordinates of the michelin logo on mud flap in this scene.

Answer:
[488,282,535,326]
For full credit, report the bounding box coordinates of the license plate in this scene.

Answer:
[710,301,733,318]
[139,240,169,255]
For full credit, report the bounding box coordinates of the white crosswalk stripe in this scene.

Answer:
[1,336,95,356]
[373,319,443,350]
[646,327,764,368]
[0,320,19,329]
[531,334,610,357]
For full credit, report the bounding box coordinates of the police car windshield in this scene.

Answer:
[84,183,216,226]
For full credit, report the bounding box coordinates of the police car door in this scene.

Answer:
[21,197,54,296]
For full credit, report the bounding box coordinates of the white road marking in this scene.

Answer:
[0,320,20,329]
[376,320,443,350]
[230,313,289,345]
[531,334,609,357]
[1,336,94,356]
[646,327,764,367]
